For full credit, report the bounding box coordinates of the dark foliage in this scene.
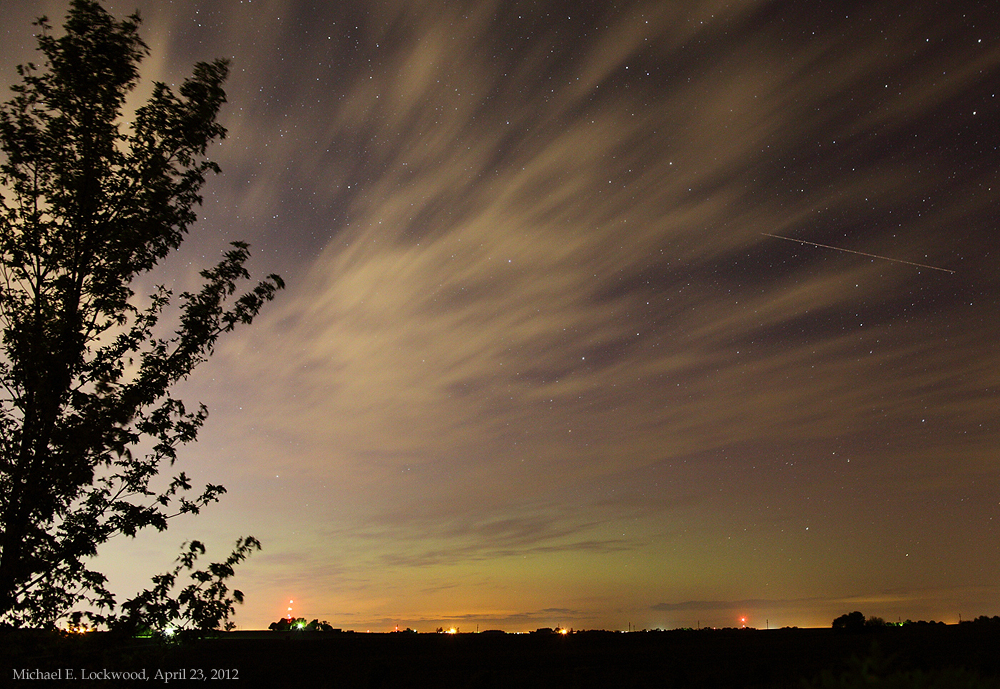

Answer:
[268,617,336,632]
[832,611,868,633]
[0,0,282,629]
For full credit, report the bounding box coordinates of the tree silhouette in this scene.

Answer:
[268,617,336,632]
[0,0,282,628]
[832,611,866,633]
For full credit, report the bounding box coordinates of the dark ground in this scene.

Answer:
[5,623,1000,688]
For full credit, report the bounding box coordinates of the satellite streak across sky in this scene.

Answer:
[761,233,955,274]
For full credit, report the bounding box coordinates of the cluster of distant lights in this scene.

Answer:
[67,604,751,635]
[287,599,307,629]
[67,623,180,637]
[68,593,750,636]
[285,597,569,635]
[279,600,751,633]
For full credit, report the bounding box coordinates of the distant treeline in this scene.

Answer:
[832,611,1000,632]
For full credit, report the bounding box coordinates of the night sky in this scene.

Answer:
[3,0,998,632]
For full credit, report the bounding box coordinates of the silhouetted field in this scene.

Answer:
[5,624,1000,687]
